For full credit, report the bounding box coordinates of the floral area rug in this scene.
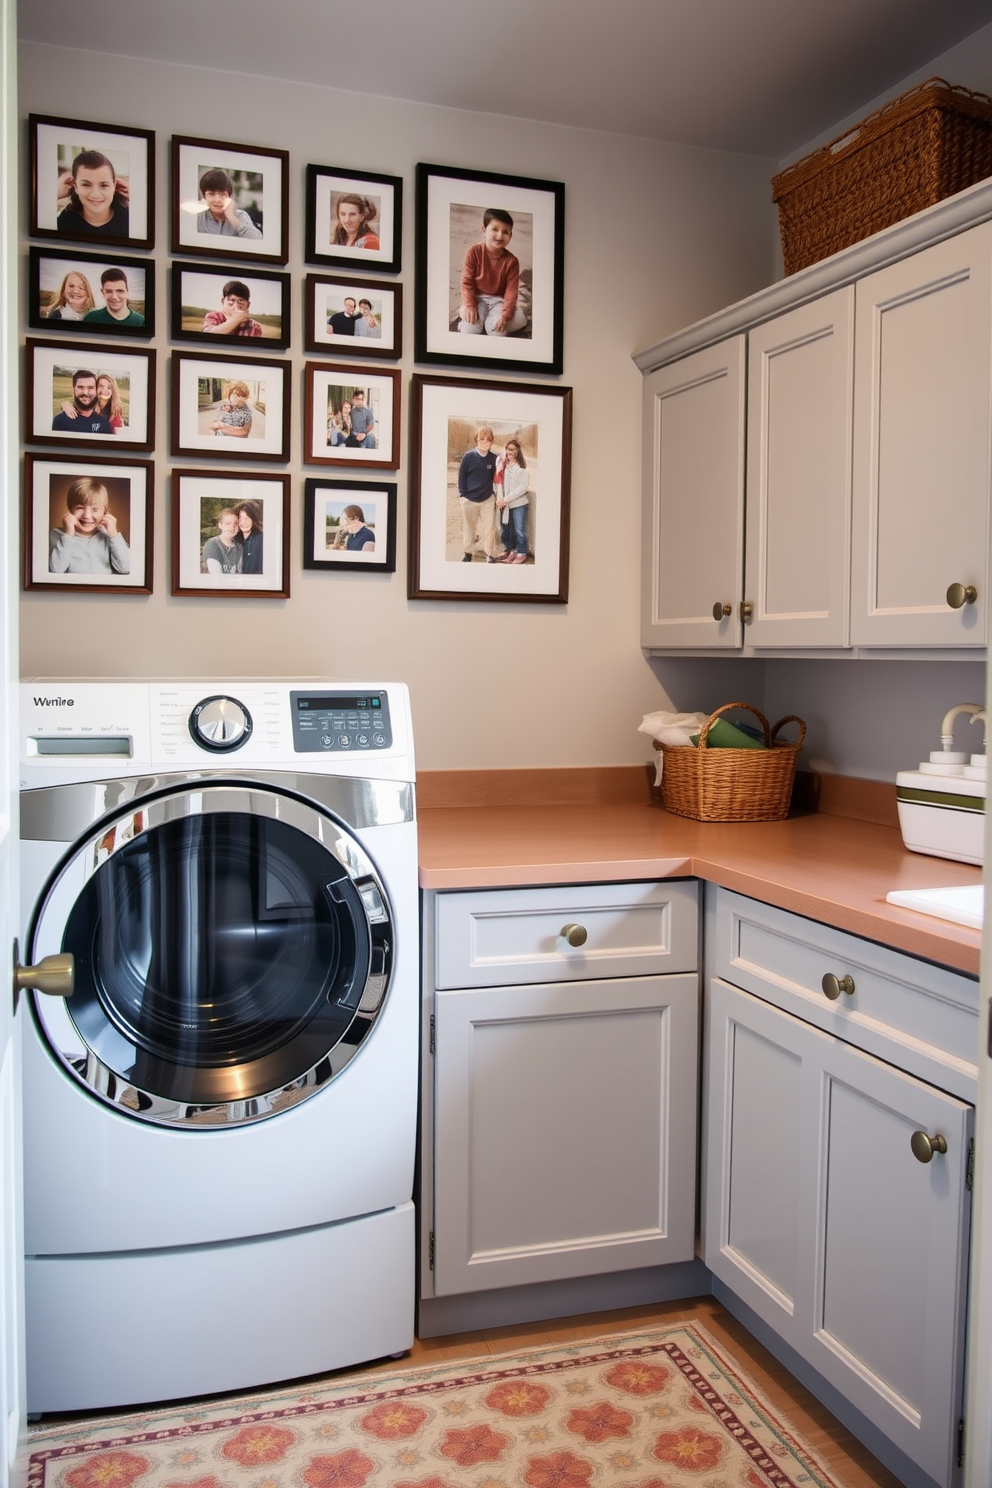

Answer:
[28,1323,844,1488]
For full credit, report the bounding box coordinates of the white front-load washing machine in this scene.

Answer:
[19,679,418,1414]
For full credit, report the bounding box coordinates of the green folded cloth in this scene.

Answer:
[691,718,766,749]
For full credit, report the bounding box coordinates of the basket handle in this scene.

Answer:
[698,702,771,749]
[771,714,807,749]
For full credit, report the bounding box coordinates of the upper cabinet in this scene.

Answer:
[639,193,992,657]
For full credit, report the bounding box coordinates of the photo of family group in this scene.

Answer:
[171,352,290,460]
[305,164,402,274]
[304,363,400,468]
[172,137,288,263]
[303,480,397,574]
[30,114,154,247]
[409,374,571,603]
[172,471,289,598]
[24,454,153,594]
[29,248,153,337]
[27,341,154,450]
[171,264,290,348]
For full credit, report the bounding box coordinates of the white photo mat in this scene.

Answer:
[308,281,398,353]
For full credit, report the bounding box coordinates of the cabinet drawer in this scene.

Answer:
[435,880,698,988]
[710,888,978,1097]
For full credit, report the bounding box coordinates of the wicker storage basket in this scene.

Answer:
[654,703,806,823]
[772,77,992,275]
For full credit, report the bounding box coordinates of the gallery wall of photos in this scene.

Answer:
[23,115,572,606]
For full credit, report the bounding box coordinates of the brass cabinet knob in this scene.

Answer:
[821,972,855,1001]
[946,583,978,609]
[13,946,74,1011]
[911,1130,948,1163]
[560,923,588,948]
[740,601,754,624]
[712,602,732,620]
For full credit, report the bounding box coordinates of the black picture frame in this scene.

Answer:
[24,452,154,594]
[303,479,397,574]
[171,351,291,462]
[304,274,402,360]
[26,339,156,452]
[172,135,289,265]
[171,470,291,599]
[171,262,291,350]
[305,164,402,274]
[28,247,154,338]
[415,162,564,376]
[409,373,572,603]
[29,113,155,249]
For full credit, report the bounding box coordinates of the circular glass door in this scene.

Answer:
[29,783,393,1128]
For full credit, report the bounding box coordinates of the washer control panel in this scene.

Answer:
[290,690,392,753]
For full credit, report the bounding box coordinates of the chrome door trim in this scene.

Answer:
[20,771,414,842]
[28,781,396,1129]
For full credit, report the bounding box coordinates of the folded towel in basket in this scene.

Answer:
[638,710,709,784]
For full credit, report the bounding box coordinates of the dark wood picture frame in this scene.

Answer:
[415,161,564,376]
[305,164,402,274]
[29,113,155,249]
[24,452,155,594]
[171,135,290,265]
[303,362,401,470]
[171,262,291,350]
[28,247,155,338]
[171,469,291,598]
[170,350,291,461]
[26,338,155,451]
[304,274,402,360]
[409,373,572,603]
[303,479,397,574]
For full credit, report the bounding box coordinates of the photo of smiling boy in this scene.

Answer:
[49,476,130,574]
[83,267,144,327]
[196,168,262,239]
[458,208,528,337]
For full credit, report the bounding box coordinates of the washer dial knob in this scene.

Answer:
[189,695,253,752]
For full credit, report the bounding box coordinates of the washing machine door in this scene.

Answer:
[28,780,397,1128]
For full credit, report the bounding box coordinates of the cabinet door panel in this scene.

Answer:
[745,288,854,647]
[641,339,745,648]
[851,223,992,646]
[433,973,698,1295]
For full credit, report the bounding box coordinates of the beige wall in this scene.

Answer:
[17,43,777,769]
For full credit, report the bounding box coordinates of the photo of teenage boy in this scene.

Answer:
[354,298,381,338]
[458,208,528,336]
[202,280,262,337]
[83,267,144,327]
[56,151,130,237]
[327,297,359,335]
[196,169,262,239]
[346,389,376,448]
[457,425,499,561]
[202,508,243,575]
[51,369,113,434]
[49,476,130,574]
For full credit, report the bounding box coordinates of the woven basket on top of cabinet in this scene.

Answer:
[771,77,992,276]
[654,703,806,823]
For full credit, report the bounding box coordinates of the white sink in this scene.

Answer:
[885,883,984,929]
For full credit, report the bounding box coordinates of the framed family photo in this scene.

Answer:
[305,164,402,274]
[171,470,290,599]
[304,274,402,359]
[29,113,155,249]
[24,453,154,595]
[28,247,154,338]
[26,339,155,451]
[409,374,572,603]
[303,479,397,574]
[171,351,290,461]
[171,263,291,349]
[415,163,564,376]
[172,136,289,264]
[304,363,400,470]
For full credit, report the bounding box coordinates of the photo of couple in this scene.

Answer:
[325,294,381,339]
[326,386,377,450]
[38,257,147,331]
[200,498,264,576]
[448,418,537,565]
[51,366,130,436]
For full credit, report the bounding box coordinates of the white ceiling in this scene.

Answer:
[17,0,992,159]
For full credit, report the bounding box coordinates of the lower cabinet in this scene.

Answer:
[422,880,699,1299]
[704,888,978,1488]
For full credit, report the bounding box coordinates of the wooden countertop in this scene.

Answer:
[418,800,983,976]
